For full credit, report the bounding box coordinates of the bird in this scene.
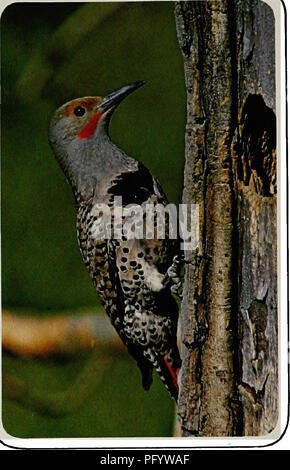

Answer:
[49,81,182,400]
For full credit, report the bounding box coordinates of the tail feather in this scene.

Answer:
[163,357,179,392]
[137,360,153,391]
[153,352,181,401]
[157,357,179,401]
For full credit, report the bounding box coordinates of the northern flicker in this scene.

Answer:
[49,81,182,400]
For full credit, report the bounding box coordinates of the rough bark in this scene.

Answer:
[175,0,277,436]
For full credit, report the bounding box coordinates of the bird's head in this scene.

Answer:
[49,81,145,201]
[49,81,145,147]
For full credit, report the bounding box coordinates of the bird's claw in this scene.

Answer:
[170,281,183,299]
[163,254,185,299]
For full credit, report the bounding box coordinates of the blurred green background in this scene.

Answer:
[1,2,185,438]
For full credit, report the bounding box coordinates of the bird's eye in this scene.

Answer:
[73,106,86,117]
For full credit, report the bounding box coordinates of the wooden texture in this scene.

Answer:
[175,0,277,436]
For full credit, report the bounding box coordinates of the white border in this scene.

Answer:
[0,0,289,450]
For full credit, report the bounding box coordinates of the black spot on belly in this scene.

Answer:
[139,337,147,345]
[150,332,158,340]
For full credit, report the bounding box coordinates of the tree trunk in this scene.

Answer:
[175,0,277,436]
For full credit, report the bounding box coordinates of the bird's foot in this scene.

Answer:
[163,254,185,299]
[170,281,183,298]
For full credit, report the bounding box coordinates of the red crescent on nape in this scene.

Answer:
[77,112,102,139]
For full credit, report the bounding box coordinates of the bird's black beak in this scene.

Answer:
[98,81,145,112]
